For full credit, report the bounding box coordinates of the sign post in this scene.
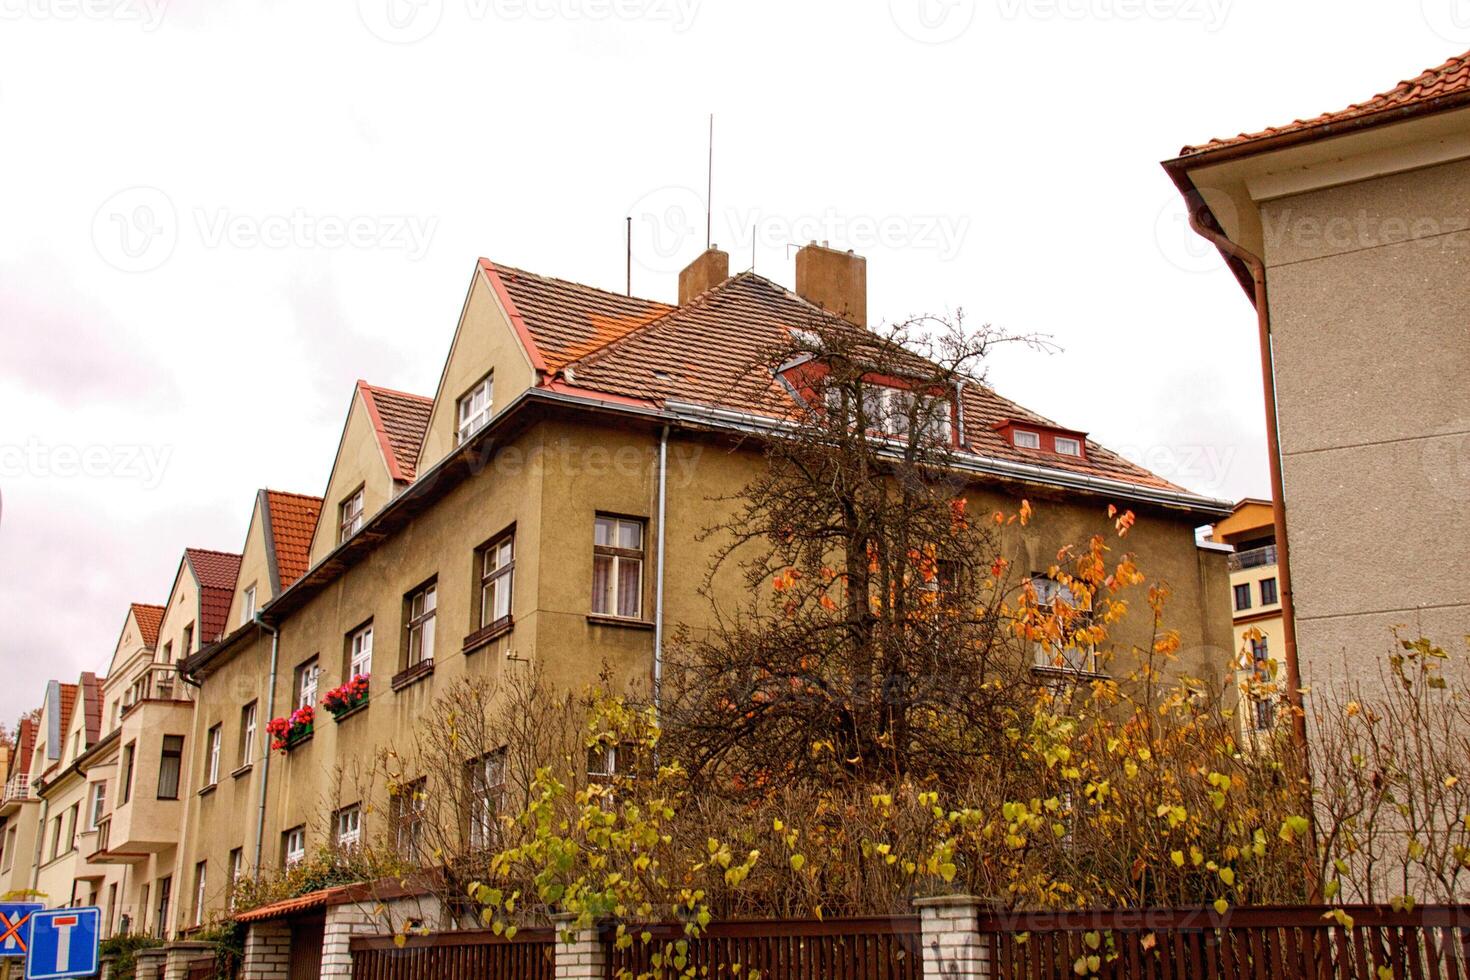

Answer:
[24,908,99,980]
[0,905,43,962]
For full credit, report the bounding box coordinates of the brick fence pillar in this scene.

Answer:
[321,902,379,979]
[162,941,216,980]
[241,920,291,980]
[551,913,606,979]
[915,895,994,979]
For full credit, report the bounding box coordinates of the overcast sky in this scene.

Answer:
[0,0,1463,723]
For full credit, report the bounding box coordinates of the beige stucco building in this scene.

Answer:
[2,243,1237,965]
[1165,49,1470,711]
[1209,500,1285,740]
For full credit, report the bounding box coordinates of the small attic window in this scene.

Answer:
[652,370,671,381]
[1013,429,1041,450]
[1054,436,1082,457]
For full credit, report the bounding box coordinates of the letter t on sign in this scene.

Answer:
[49,916,77,973]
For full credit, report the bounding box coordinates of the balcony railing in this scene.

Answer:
[1,774,33,804]
[1227,544,1277,571]
[122,664,193,713]
[90,817,111,858]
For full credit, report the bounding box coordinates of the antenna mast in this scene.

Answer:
[625,215,632,296]
[706,113,714,251]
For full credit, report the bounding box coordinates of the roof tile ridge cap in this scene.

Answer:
[186,546,243,560]
[265,488,325,504]
[482,258,674,310]
[561,271,755,374]
[359,380,434,405]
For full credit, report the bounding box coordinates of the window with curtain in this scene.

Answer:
[157,735,184,800]
[592,516,644,619]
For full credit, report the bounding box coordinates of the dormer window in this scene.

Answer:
[1013,429,1041,450]
[1054,436,1081,457]
[456,374,493,445]
[995,419,1088,460]
[825,382,954,445]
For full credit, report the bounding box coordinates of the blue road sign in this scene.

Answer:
[25,907,99,980]
[0,904,43,959]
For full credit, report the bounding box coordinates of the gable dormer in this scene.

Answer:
[307,381,431,568]
[227,489,322,627]
[416,262,541,473]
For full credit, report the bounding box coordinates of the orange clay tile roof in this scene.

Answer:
[131,602,164,648]
[186,548,244,643]
[265,490,323,589]
[485,259,674,371]
[1182,50,1470,156]
[357,381,433,483]
[235,885,353,923]
[80,672,102,744]
[15,719,35,779]
[517,269,1184,493]
[56,683,78,751]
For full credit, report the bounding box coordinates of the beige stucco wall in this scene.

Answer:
[157,562,203,664]
[179,411,1230,927]
[227,494,273,630]
[1259,156,1470,696]
[308,391,397,569]
[416,270,537,473]
[0,803,40,899]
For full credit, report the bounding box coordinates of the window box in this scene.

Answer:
[463,615,514,655]
[391,659,435,692]
[266,707,314,754]
[322,675,371,720]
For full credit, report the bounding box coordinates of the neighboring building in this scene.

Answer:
[1164,50,1470,708]
[31,673,106,911]
[1210,500,1284,738]
[175,243,1234,943]
[0,714,41,899]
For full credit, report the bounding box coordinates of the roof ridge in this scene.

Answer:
[358,380,433,405]
[486,259,674,312]
[186,547,243,560]
[265,488,325,503]
[562,271,763,374]
[131,601,164,611]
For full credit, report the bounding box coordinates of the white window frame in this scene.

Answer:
[239,702,257,767]
[89,781,107,830]
[1030,574,1098,674]
[339,488,365,543]
[456,375,493,445]
[296,659,319,710]
[1054,436,1081,457]
[193,862,207,927]
[469,750,506,849]
[394,780,426,861]
[406,585,436,668]
[592,517,645,619]
[240,585,256,625]
[206,725,222,786]
[335,804,362,851]
[283,827,306,868]
[1013,429,1041,450]
[480,535,514,628]
[349,624,374,679]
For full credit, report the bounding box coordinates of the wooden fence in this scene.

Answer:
[603,915,923,979]
[975,905,1470,980]
[349,927,556,980]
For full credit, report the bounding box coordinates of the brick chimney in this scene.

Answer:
[678,247,730,304]
[795,242,866,327]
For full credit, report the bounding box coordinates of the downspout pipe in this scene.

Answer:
[1186,200,1319,887]
[653,425,670,721]
[252,616,280,878]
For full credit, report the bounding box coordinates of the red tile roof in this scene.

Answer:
[494,265,1183,494]
[15,718,36,779]
[483,259,674,371]
[186,548,244,643]
[131,602,164,648]
[80,673,102,745]
[358,381,433,483]
[56,683,78,751]
[1181,50,1470,156]
[265,490,323,589]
